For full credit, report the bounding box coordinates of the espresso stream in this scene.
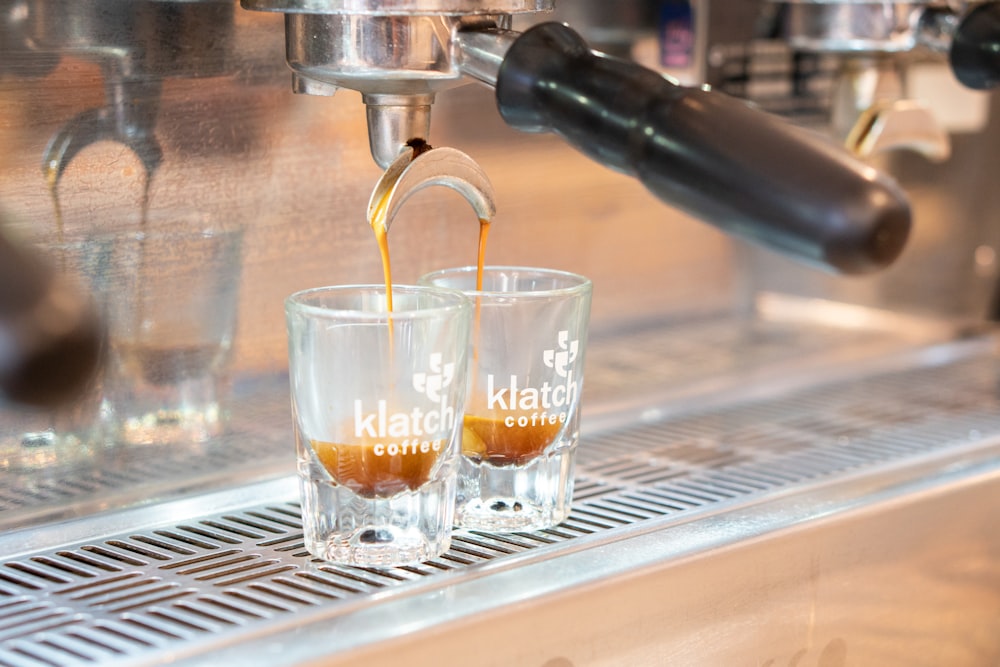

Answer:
[310,164,558,496]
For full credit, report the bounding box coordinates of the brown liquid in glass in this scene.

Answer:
[462,413,562,467]
[310,437,442,498]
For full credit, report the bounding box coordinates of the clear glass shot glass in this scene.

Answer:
[286,285,472,566]
[99,224,244,446]
[420,266,592,532]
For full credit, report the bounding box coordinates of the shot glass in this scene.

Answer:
[286,285,472,566]
[100,224,243,445]
[420,266,592,532]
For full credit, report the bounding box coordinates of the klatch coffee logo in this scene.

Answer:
[543,330,579,378]
[412,353,455,402]
[353,352,456,457]
[486,330,580,428]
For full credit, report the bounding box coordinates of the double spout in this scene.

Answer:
[368,142,495,233]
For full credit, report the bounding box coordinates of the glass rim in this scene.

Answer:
[418,265,592,298]
[285,283,472,321]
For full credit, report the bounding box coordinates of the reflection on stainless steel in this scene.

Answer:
[22,0,235,188]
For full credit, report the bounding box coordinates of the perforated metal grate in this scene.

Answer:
[2,350,1000,666]
[0,379,294,532]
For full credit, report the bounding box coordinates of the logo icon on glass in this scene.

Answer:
[543,330,579,378]
[413,353,455,402]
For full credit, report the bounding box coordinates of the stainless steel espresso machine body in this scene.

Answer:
[2,1,1000,665]
[243,0,915,275]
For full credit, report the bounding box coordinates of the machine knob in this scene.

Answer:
[951,2,1000,90]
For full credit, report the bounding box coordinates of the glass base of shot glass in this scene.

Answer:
[116,404,222,445]
[109,372,226,446]
[299,463,455,567]
[2,429,100,471]
[456,445,576,532]
[1,397,105,470]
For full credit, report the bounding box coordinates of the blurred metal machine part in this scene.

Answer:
[950,1,1000,89]
[0,214,102,409]
[770,1,1000,158]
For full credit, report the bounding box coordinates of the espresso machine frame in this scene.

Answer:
[1,1,1000,665]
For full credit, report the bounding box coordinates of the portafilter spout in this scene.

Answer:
[368,142,496,232]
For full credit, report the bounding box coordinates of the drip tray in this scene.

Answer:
[2,326,1000,665]
[0,294,964,532]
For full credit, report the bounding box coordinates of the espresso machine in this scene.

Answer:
[2,1,1000,665]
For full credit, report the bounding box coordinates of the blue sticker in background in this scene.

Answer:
[659,1,695,69]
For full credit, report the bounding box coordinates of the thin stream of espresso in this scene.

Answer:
[476,218,488,291]
[45,166,67,272]
[371,186,394,313]
[473,218,489,372]
[370,186,395,372]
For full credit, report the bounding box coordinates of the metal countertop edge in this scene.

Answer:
[143,437,1000,666]
[0,475,300,559]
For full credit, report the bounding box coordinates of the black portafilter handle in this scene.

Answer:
[0,225,103,409]
[950,2,1000,91]
[493,23,912,274]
